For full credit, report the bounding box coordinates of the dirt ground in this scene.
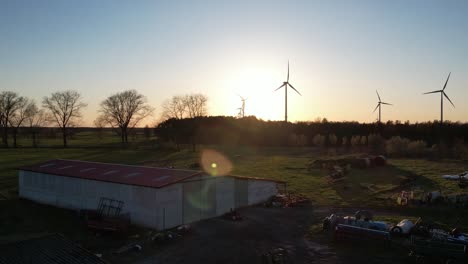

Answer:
[127,206,411,264]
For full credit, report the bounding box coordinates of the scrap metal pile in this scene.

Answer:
[308,155,387,185]
[264,193,310,208]
[322,210,468,263]
[308,155,387,171]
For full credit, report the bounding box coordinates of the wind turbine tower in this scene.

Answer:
[373,90,392,123]
[274,61,302,122]
[423,72,455,124]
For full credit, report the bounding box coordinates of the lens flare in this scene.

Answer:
[200,149,232,176]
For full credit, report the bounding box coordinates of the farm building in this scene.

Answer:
[18,159,284,229]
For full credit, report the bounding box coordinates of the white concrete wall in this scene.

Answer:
[216,177,235,214]
[155,184,183,229]
[247,180,278,205]
[19,171,184,230]
[19,171,279,230]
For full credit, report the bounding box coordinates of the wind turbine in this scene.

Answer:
[274,61,301,122]
[423,72,454,124]
[373,90,392,123]
[237,94,247,118]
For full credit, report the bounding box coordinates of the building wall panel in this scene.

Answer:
[215,177,234,215]
[18,170,279,230]
[182,180,200,224]
[247,180,277,205]
[156,184,182,229]
[234,179,249,208]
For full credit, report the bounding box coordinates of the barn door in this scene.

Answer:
[234,179,249,208]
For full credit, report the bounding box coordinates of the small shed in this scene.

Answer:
[18,159,284,229]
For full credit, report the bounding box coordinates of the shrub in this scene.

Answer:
[386,136,410,157]
[430,143,449,159]
[368,134,385,153]
[341,136,348,146]
[452,139,467,159]
[351,135,361,147]
[360,135,368,146]
[407,140,427,157]
[312,134,326,148]
[288,133,307,147]
[328,134,337,147]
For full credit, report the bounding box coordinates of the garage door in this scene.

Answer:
[234,179,249,208]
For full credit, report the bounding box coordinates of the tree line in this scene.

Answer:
[3,88,468,150]
[155,116,468,151]
[0,90,208,148]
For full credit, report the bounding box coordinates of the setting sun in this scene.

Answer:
[220,66,299,121]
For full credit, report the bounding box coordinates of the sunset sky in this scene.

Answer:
[1,0,467,125]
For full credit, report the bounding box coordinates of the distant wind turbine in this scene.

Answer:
[423,72,455,124]
[237,94,247,118]
[274,61,301,122]
[373,90,392,123]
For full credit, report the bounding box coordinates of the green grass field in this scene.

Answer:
[1,132,467,206]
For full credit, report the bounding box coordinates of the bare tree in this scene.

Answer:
[162,95,187,120]
[9,98,36,148]
[0,91,25,147]
[42,90,87,147]
[184,93,208,118]
[98,90,153,144]
[93,115,107,140]
[26,103,47,148]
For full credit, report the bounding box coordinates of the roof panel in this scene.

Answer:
[19,159,202,188]
[19,159,285,189]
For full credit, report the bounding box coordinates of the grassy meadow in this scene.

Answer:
[1,131,467,207]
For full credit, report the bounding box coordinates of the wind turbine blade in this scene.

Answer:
[381,102,392,105]
[376,90,381,102]
[442,72,451,90]
[274,83,286,92]
[443,92,455,108]
[423,90,442,95]
[288,83,302,96]
[372,103,380,113]
[287,61,290,82]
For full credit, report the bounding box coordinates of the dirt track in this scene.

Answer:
[132,206,410,264]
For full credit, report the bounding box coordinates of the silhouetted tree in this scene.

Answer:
[93,116,106,140]
[0,91,25,147]
[42,90,87,147]
[9,98,36,148]
[98,90,153,144]
[184,94,208,118]
[26,103,46,148]
[162,96,187,119]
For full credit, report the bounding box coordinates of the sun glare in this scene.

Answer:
[223,67,285,121]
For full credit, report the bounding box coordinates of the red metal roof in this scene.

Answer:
[19,159,203,188]
[19,159,286,188]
